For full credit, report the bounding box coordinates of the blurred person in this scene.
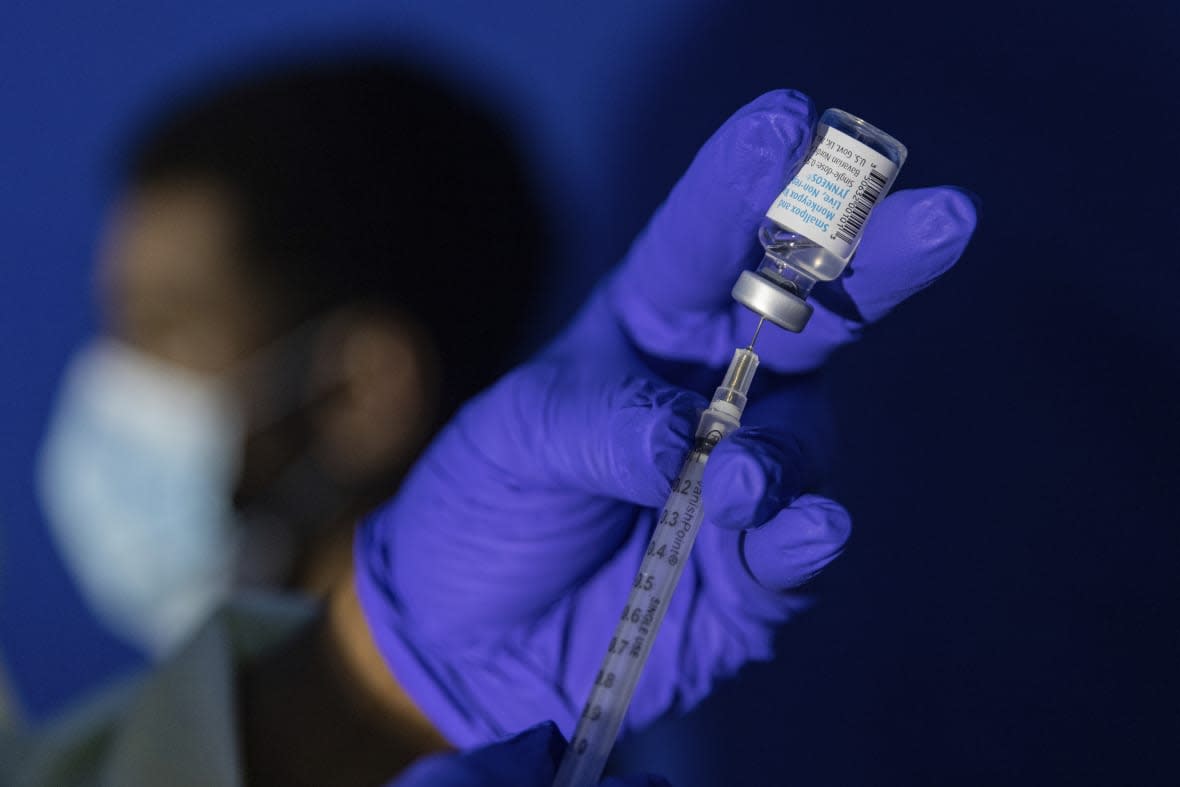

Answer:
[4,82,976,786]
[35,52,544,658]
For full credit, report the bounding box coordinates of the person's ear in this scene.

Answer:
[307,309,438,486]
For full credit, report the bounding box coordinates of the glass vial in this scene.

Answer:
[732,108,907,332]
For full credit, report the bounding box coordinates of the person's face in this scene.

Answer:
[96,180,308,567]
[97,179,282,375]
[91,179,434,591]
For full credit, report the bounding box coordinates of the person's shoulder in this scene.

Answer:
[4,592,314,787]
[219,590,318,658]
[4,670,139,787]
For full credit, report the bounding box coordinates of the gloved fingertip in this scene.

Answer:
[739,88,817,146]
[937,186,981,237]
[846,186,979,323]
[896,186,979,257]
[720,90,817,213]
[743,494,852,591]
[956,186,983,215]
[609,89,818,327]
[703,436,794,530]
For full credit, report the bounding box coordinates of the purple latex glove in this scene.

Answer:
[391,722,668,787]
[357,89,978,747]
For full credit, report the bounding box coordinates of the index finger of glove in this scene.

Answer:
[608,90,815,342]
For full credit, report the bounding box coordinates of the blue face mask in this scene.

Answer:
[37,339,245,657]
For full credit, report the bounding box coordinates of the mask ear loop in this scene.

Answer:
[229,303,436,437]
[224,314,341,437]
[225,311,375,589]
[233,446,351,589]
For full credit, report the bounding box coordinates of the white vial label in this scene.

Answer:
[765,125,899,260]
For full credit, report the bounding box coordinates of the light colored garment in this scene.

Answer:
[1,594,314,787]
[1,652,17,728]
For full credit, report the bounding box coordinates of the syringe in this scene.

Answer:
[553,107,905,786]
[552,326,763,787]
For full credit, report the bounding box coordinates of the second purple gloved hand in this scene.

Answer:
[357,90,978,748]
[391,722,667,787]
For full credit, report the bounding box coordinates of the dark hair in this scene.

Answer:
[125,52,544,417]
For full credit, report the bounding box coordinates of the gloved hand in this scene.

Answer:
[356,89,978,747]
[391,722,668,787]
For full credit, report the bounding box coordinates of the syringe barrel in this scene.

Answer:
[553,446,713,787]
[553,349,762,787]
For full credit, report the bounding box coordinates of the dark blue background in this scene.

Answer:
[2,1,1177,784]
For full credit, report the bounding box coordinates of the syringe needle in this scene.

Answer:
[747,317,766,350]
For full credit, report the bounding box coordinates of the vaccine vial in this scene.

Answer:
[732,108,907,332]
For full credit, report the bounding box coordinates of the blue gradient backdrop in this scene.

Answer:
[2,1,1176,784]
